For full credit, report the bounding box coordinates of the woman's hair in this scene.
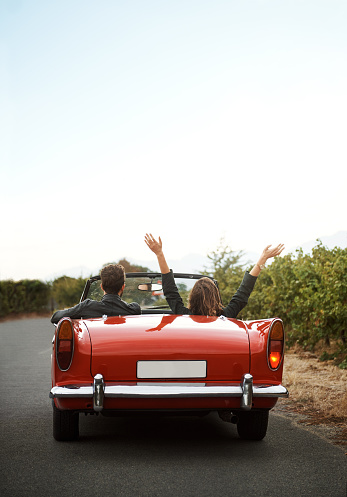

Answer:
[188,277,223,316]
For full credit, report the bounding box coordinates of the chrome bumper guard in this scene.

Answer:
[50,374,288,412]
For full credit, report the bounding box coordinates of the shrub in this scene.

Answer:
[51,276,87,309]
[0,279,51,317]
[205,240,347,356]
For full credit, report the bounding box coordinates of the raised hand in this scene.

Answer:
[260,243,285,263]
[144,234,170,274]
[250,243,285,277]
[144,233,163,255]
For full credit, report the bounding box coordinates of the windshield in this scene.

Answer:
[86,274,202,312]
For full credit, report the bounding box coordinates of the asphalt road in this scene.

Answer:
[0,317,346,497]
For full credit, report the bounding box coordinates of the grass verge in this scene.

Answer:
[279,347,347,451]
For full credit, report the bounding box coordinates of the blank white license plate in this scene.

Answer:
[137,361,207,379]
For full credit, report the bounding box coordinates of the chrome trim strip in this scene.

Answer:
[50,380,288,402]
[139,382,206,386]
[253,384,289,397]
[50,385,92,398]
[103,384,244,398]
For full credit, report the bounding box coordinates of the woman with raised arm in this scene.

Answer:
[144,233,284,318]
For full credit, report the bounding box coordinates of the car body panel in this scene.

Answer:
[52,315,285,412]
[86,314,250,382]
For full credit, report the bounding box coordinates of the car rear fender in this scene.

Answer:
[52,319,93,388]
[246,318,285,384]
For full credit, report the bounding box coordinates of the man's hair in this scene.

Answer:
[188,277,223,316]
[100,264,125,294]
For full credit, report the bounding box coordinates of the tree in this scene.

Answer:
[204,238,246,306]
[102,259,151,273]
[119,258,152,273]
[113,258,154,306]
[52,276,87,309]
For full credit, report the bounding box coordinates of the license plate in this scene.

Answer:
[137,360,207,379]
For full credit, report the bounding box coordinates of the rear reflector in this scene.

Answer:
[56,319,74,371]
[267,320,284,370]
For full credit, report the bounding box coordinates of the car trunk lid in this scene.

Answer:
[85,314,250,382]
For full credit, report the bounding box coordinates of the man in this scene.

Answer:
[51,264,141,324]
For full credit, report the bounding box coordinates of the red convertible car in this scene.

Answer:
[50,272,288,441]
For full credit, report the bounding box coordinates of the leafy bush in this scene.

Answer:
[205,239,347,361]
[51,276,87,309]
[0,279,51,317]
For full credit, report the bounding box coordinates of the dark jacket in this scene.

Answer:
[161,270,257,318]
[51,293,141,324]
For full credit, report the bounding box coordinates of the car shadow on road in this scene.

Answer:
[76,411,269,457]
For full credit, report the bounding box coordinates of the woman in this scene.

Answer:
[144,233,284,318]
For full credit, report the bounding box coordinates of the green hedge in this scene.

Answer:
[1,247,346,362]
[51,276,87,309]
[239,243,347,353]
[205,240,346,363]
[0,276,88,318]
[0,279,52,318]
[0,258,148,319]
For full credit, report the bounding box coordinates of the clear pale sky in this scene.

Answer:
[1,0,346,281]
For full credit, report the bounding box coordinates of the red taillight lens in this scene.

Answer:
[56,319,74,371]
[269,351,281,369]
[267,320,284,370]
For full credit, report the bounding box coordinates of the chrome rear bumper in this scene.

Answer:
[50,373,289,412]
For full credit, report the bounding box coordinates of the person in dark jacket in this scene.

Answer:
[144,233,284,318]
[51,264,141,324]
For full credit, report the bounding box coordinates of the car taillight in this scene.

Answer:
[267,320,284,370]
[56,319,74,371]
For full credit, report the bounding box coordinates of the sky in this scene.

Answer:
[1,0,346,281]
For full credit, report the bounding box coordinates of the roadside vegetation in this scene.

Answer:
[0,259,151,319]
[204,239,347,369]
[1,241,346,370]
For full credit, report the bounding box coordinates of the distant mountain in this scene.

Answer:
[136,232,347,275]
[46,231,346,281]
[45,265,96,281]
[132,250,255,276]
[291,230,347,254]
[129,253,209,275]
